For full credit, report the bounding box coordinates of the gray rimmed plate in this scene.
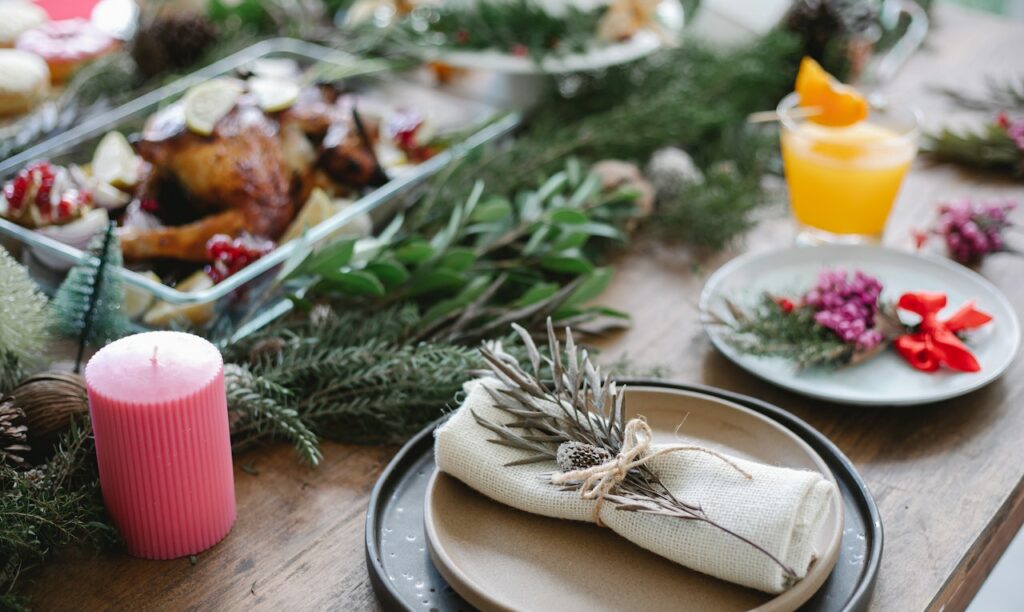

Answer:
[423,387,844,612]
[699,245,1020,406]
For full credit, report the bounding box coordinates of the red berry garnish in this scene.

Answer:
[140,198,160,213]
[57,199,72,220]
[203,233,274,283]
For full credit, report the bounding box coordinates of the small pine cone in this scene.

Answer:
[646,147,704,198]
[309,303,334,328]
[0,397,30,467]
[556,441,611,472]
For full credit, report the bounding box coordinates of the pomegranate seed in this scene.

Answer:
[57,199,72,219]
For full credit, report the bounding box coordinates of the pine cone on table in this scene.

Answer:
[556,441,612,472]
[0,395,30,467]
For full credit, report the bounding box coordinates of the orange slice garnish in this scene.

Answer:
[795,57,868,127]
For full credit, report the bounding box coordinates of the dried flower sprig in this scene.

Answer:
[472,320,797,578]
[914,198,1018,264]
[704,269,908,370]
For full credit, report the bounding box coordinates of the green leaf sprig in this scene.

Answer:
[288,159,637,343]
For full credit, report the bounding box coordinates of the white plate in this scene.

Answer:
[699,245,1021,406]
[421,0,684,74]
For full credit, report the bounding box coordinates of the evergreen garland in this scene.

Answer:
[0,249,51,395]
[924,124,1023,177]
[355,0,607,59]
[0,418,116,609]
[51,222,129,371]
[415,31,802,245]
[224,305,495,449]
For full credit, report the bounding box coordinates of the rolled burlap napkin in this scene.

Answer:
[434,379,838,594]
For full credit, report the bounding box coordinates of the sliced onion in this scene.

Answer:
[32,207,110,271]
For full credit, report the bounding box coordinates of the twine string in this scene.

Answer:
[550,417,753,526]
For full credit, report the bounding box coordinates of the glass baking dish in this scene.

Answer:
[0,38,518,334]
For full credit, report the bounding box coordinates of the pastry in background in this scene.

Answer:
[17,18,118,82]
[0,48,50,116]
[0,1,47,47]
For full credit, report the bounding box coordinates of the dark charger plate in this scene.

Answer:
[364,381,883,611]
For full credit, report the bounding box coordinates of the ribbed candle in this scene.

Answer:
[85,331,236,560]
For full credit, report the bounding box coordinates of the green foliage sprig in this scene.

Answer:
[0,249,51,395]
[925,76,1024,176]
[353,0,606,59]
[706,295,856,368]
[418,31,800,248]
[290,158,637,343]
[703,294,902,369]
[0,419,116,609]
[925,123,1023,177]
[224,305,495,447]
[939,77,1024,114]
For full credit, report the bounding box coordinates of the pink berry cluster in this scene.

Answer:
[2,160,91,227]
[205,233,274,284]
[803,269,885,349]
[996,112,1024,151]
[935,198,1015,264]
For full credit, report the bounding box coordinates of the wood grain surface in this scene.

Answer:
[22,4,1024,611]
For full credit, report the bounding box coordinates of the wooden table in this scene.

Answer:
[24,5,1024,611]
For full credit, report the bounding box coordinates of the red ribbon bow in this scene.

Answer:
[893,292,992,373]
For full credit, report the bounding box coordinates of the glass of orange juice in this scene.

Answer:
[778,93,919,244]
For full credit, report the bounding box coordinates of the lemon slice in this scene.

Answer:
[280,188,372,244]
[184,78,244,136]
[91,131,138,189]
[249,77,300,113]
[122,271,159,320]
[142,270,215,327]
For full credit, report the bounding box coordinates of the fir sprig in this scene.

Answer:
[419,31,801,247]
[357,0,606,59]
[0,418,116,608]
[706,295,856,368]
[703,294,902,369]
[924,124,1022,176]
[224,305,495,449]
[225,364,321,465]
[939,77,1024,114]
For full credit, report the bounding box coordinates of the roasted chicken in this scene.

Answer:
[120,86,383,262]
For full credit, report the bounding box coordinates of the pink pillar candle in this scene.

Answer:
[85,331,236,559]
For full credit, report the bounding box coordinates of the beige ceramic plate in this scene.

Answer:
[424,386,843,612]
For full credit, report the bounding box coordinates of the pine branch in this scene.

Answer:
[706,295,856,369]
[418,31,801,246]
[924,124,1023,176]
[644,133,780,250]
[225,364,321,465]
[940,76,1024,114]
[351,0,606,59]
[0,418,116,605]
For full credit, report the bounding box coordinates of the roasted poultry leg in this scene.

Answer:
[120,87,384,262]
[121,103,293,261]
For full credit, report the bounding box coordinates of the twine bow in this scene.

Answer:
[550,417,752,526]
[893,292,992,373]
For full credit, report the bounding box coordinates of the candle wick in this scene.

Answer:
[150,346,158,365]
